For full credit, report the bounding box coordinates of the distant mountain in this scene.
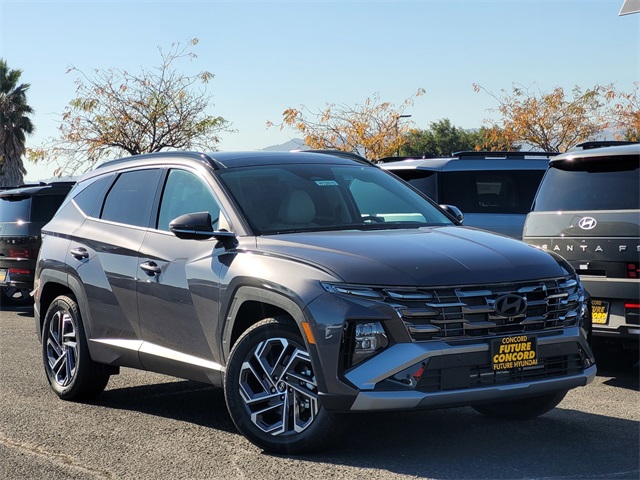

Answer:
[261,138,307,152]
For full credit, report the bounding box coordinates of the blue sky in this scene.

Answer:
[1,0,638,181]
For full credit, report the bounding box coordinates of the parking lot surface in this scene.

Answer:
[1,305,638,480]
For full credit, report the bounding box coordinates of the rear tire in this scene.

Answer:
[0,287,33,306]
[42,295,110,400]
[224,317,340,454]
[472,390,568,420]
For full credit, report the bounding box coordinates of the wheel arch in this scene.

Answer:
[37,269,90,341]
[221,286,308,363]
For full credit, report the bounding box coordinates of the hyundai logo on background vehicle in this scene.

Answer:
[578,217,598,230]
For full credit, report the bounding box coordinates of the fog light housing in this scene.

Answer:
[388,362,426,388]
[347,321,389,367]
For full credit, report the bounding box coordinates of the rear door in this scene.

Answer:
[67,168,162,367]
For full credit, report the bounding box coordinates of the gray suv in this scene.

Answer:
[34,151,595,453]
[523,142,639,353]
[382,151,553,238]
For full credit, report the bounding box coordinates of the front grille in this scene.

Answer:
[382,276,582,341]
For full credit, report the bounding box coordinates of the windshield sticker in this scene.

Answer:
[315,180,338,186]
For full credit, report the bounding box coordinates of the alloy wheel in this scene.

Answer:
[45,309,78,387]
[238,337,318,436]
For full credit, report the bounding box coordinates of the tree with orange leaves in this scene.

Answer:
[473,83,610,153]
[607,82,639,141]
[267,89,425,160]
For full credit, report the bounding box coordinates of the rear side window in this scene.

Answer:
[533,159,640,211]
[101,169,162,227]
[440,171,544,214]
[0,195,31,222]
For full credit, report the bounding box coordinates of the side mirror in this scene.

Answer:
[169,212,237,248]
[439,204,464,224]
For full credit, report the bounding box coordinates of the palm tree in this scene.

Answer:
[0,59,34,187]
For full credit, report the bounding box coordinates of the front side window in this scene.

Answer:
[533,158,640,211]
[218,164,452,234]
[389,170,438,200]
[101,169,162,227]
[157,169,222,232]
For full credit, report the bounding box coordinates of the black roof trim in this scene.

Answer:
[377,154,439,163]
[452,151,555,159]
[293,149,374,166]
[379,151,555,163]
[0,181,75,197]
[572,141,639,150]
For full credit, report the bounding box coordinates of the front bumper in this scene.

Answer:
[333,326,595,412]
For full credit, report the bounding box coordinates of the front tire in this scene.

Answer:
[224,317,339,454]
[472,390,568,420]
[42,295,110,400]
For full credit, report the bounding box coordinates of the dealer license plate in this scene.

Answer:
[591,299,609,325]
[491,334,538,371]
[0,268,6,283]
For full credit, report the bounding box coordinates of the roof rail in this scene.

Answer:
[96,151,213,169]
[452,151,555,159]
[377,154,441,163]
[573,140,639,150]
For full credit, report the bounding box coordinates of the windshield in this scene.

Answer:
[218,164,453,234]
[533,158,639,211]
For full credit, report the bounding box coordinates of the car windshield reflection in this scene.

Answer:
[217,163,452,235]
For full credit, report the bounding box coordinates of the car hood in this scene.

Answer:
[254,226,568,286]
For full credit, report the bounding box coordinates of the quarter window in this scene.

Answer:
[72,175,113,217]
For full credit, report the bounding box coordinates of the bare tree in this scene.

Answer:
[30,39,231,175]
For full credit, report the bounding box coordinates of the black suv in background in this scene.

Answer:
[0,182,74,306]
[34,151,595,453]
[523,142,639,357]
[382,151,553,238]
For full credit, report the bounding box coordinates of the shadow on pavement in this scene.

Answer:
[94,377,639,479]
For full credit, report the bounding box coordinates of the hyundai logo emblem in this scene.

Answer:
[493,294,528,318]
[578,217,597,230]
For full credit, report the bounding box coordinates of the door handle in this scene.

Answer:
[140,261,161,276]
[70,247,89,260]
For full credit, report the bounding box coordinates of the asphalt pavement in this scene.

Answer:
[1,305,638,480]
